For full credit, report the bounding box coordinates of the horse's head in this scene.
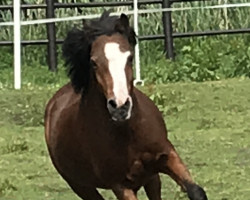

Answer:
[63,12,136,122]
[90,33,134,121]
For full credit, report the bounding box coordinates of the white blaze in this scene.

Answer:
[104,42,131,107]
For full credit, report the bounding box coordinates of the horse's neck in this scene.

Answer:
[80,82,107,113]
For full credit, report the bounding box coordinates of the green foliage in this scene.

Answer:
[149,91,168,115]
[1,0,250,85]
[148,86,187,116]
[0,47,13,70]
[141,35,250,83]
[0,63,68,88]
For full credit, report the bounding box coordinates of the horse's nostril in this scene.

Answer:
[108,99,117,109]
[125,98,130,107]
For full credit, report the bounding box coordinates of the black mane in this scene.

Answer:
[62,12,136,94]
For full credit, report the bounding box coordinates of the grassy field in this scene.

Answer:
[0,78,250,200]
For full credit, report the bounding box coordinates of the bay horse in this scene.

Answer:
[45,12,208,200]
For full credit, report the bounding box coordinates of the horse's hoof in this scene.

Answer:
[186,183,208,200]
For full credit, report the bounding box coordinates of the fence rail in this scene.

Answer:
[0,0,250,71]
[0,0,204,10]
[1,27,250,47]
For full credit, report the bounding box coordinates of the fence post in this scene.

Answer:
[14,0,21,89]
[162,0,174,60]
[46,0,57,71]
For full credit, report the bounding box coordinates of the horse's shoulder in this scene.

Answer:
[45,83,76,114]
[133,87,160,112]
[44,83,81,141]
[133,87,149,101]
[133,87,168,138]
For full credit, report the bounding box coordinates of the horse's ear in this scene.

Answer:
[120,13,129,28]
[115,14,137,48]
[115,13,130,33]
[100,10,112,20]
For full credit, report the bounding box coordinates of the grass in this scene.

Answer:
[0,78,250,199]
[1,1,250,87]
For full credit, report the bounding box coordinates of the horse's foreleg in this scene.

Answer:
[159,140,208,200]
[68,182,105,200]
[144,174,162,200]
[113,186,138,200]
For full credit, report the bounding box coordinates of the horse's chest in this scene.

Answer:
[89,144,157,188]
[88,141,133,179]
[54,123,158,188]
[90,159,153,189]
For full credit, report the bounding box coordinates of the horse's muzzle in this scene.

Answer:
[107,97,132,121]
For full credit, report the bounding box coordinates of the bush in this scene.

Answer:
[141,35,250,83]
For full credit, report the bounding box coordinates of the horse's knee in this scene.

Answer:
[185,183,208,200]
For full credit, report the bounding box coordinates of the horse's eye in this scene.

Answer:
[90,59,97,69]
[127,55,133,65]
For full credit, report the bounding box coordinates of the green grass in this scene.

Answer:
[0,78,250,199]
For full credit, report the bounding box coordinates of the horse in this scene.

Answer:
[44,12,208,200]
